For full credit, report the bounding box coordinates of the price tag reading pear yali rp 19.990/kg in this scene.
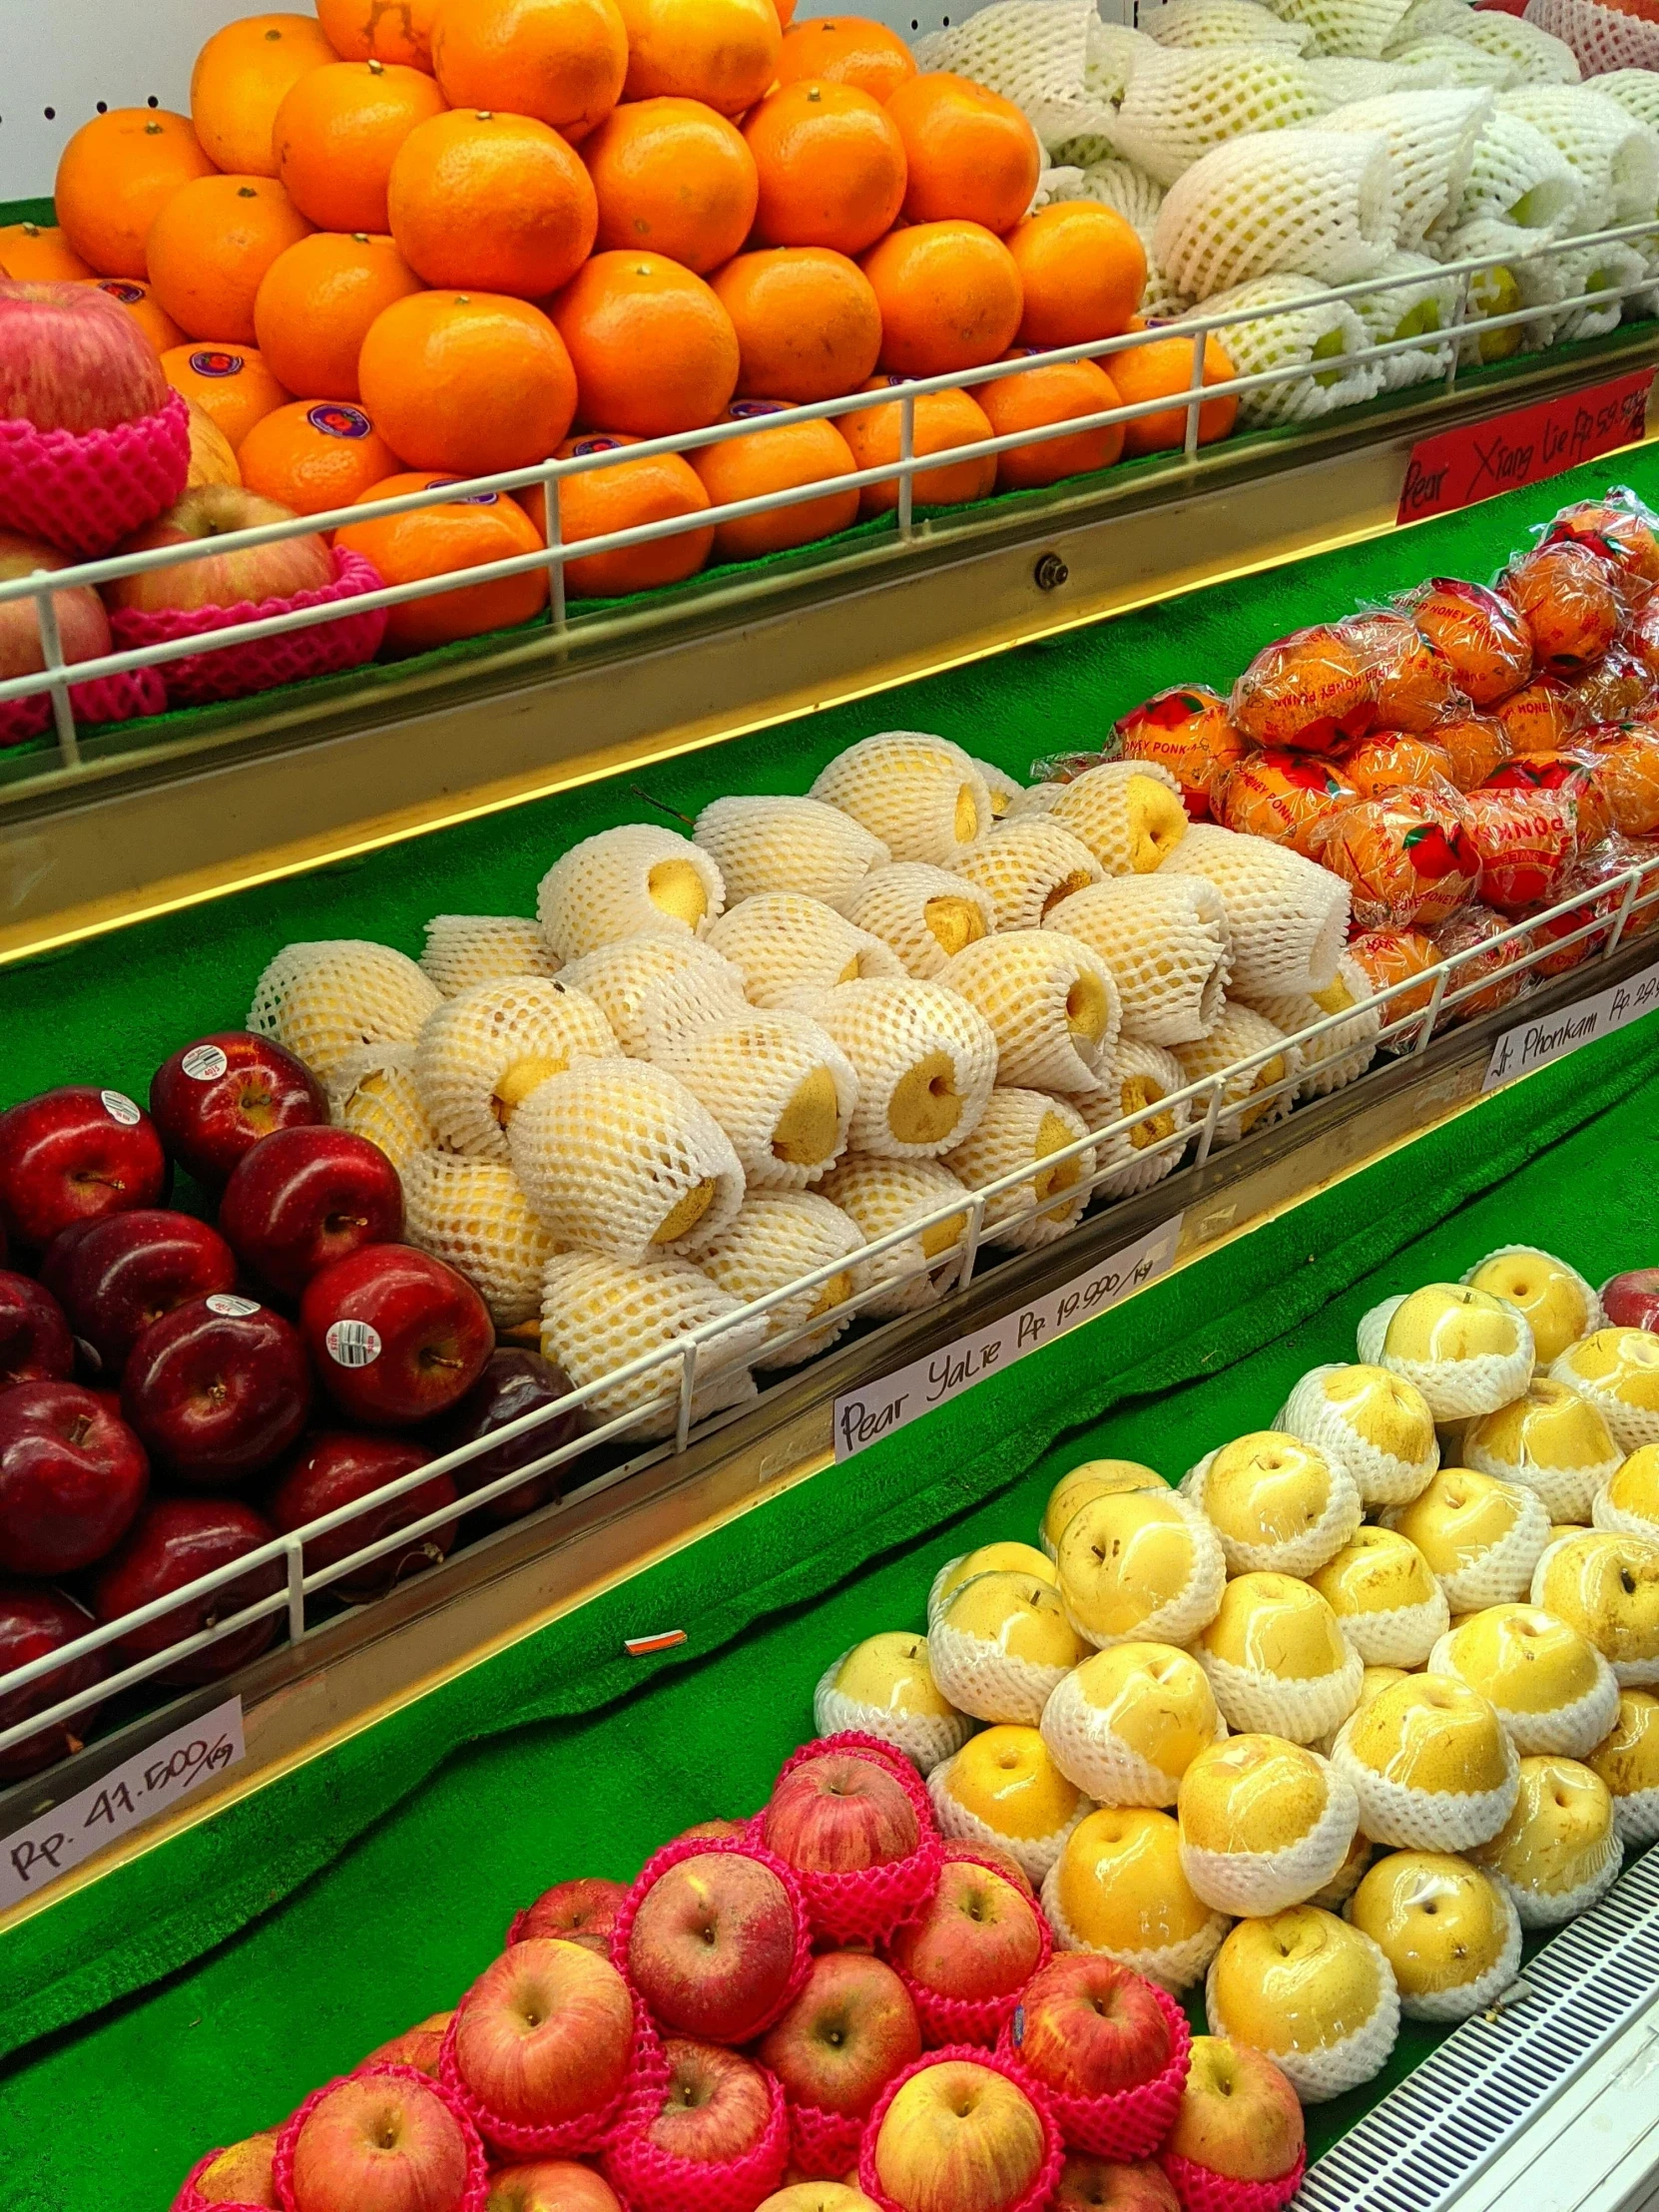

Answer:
[0,1696,245,1909]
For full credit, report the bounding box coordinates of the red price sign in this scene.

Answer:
[1396,368,1655,525]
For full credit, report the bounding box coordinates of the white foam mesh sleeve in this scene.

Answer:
[1308,55,1416,97]
[1162,823,1353,1000]
[1608,1779,1659,1849]
[1458,11,1582,85]
[973,759,1024,820]
[1040,1665,1226,1807]
[694,1191,866,1369]
[652,1009,857,1190]
[1046,760,1189,877]
[1266,0,1416,58]
[1546,240,1647,344]
[1106,44,1329,187]
[1428,1628,1621,1756]
[327,1046,434,1176]
[1180,1765,1361,1917]
[413,979,621,1162]
[1330,1585,1450,1665]
[1043,1866,1230,1991]
[706,892,905,1007]
[1450,106,1585,231]
[1178,275,1379,425]
[248,940,444,1085]
[1389,34,1517,86]
[1381,1488,1553,1612]
[1182,1440,1363,1576]
[813,1649,977,1775]
[1434,215,1570,356]
[537,1249,765,1439]
[420,915,561,996]
[1067,156,1168,232]
[1549,1343,1659,1456]
[1070,1040,1194,1199]
[928,1619,1075,1727]
[913,0,1121,152]
[1594,1486,1659,1545]
[1330,1715,1521,1848]
[1383,0,1480,52]
[953,820,1104,934]
[558,936,750,1060]
[1174,1003,1305,1147]
[1593,67,1659,134]
[1046,875,1232,1046]
[1530,0,1659,74]
[1197,1639,1365,1741]
[803,978,998,1159]
[1155,128,1399,299]
[810,733,995,867]
[1349,252,1460,391]
[942,1087,1095,1252]
[1206,1936,1400,2102]
[843,863,998,980]
[535,825,726,961]
[1486,1824,1622,1928]
[1145,0,1314,48]
[1396,1883,1523,2020]
[692,795,889,909]
[943,930,1121,1093]
[1324,87,1492,239]
[1496,82,1659,224]
[1249,953,1382,1098]
[401,1151,557,1329]
[1279,1364,1441,1505]
[817,1154,969,1317]
[1358,1294,1537,1420]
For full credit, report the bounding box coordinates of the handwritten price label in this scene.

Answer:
[1397,370,1654,525]
[832,1216,1183,1461]
[0,1696,245,1910]
[1483,957,1659,1091]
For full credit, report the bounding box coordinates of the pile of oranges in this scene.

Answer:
[8,0,1235,647]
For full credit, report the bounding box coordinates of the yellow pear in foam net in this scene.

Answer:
[326,1046,434,1176]
[1042,1807,1229,1991]
[559,936,749,1058]
[813,1633,976,1775]
[1349,1851,1522,2023]
[810,732,993,866]
[695,1191,866,1370]
[927,1569,1084,1726]
[1162,822,1351,1001]
[1462,1245,1602,1367]
[1178,1735,1360,1919]
[1381,1465,1551,1612]
[1531,1530,1659,1686]
[1472,1753,1623,1928]
[843,863,997,979]
[419,915,561,997]
[1040,1460,1167,1562]
[249,939,444,1086]
[707,892,904,1007]
[1048,760,1190,875]
[805,978,997,1160]
[1057,1488,1226,1652]
[692,794,890,908]
[1586,1687,1659,1847]
[654,1010,857,1190]
[537,1248,767,1440]
[536,824,726,960]
[1181,1430,1362,1577]
[1429,1603,1619,1758]
[1275,1363,1439,1509]
[943,1088,1095,1252]
[954,819,1103,932]
[1048,874,1232,1048]
[1041,1641,1224,1807]
[1196,1573,1364,1744]
[413,978,620,1163]
[1070,1040,1195,1200]
[1173,1004,1304,1148]
[1551,1330,1659,1455]
[927,1723,1088,1886]
[1359,1284,1536,1420]
[1330,1673,1519,1851]
[1206,1907,1399,2104]
[1595,1443,1659,1544]
[817,1154,970,1319]
[945,930,1121,1093]
[1309,1526,1448,1666]
[402,1151,557,1330]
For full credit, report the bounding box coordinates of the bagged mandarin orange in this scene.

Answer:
[1216,748,1358,858]
[1502,540,1622,673]
[1337,611,1465,733]
[1114,684,1246,821]
[1428,902,1533,1024]
[1347,924,1442,1032]
[1624,590,1659,683]
[1401,578,1533,706]
[1484,753,1613,851]
[1541,494,1659,589]
[1316,784,1480,931]
[1434,714,1511,792]
[1580,721,1659,836]
[1336,729,1455,801]
[1460,787,1576,915]
[1567,642,1650,725]
[1493,672,1584,756]
[1230,623,1377,752]
[1528,858,1624,976]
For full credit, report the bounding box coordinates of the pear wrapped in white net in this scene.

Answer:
[1162,823,1351,998]
[953,819,1103,933]
[1154,128,1399,300]
[913,0,1120,150]
[1178,1738,1363,1918]
[695,1191,866,1369]
[1047,875,1231,1047]
[1249,950,1382,1098]
[1145,0,1315,49]
[558,936,749,1060]
[814,1636,978,1774]
[817,1154,970,1317]
[1349,251,1459,389]
[535,825,725,961]
[1173,1004,1305,1146]
[706,891,902,1007]
[537,1249,766,1439]
[420,915,561,997]
[1042,1642,1226,1806]
[943,1087,1096,1252]
[1323,88,1492,241]
[1434,215,1569,359]
[1071,1040,1195,1198]
[1546,240,1646,344]
[1595,67,1659,134]
[1359,1288,1536,1421]
[413,978,620,1163]
[1382,0,1479,52]
[843,863,997,979]
[972,760,1024,821]
[1458,11,1581,85]
[249,940,443,1085]
[1450,107,1584,232]
[1206,1911,1400,2102]
[944,930,1120,1093]
[402,1151,557,1329]
[1068,156,1167,233]
[508,1058,745,1263]
[1179,276,1377,426]
[327,1046,434,1175]
[1278,1363,1440,1506]
[691,794,889,909]
[652,1008,857,1189]
[810,733,994,867]
[1308,54,1415,97]
[1106,43,1328,187]
[1496,83,1659,225]
[804,977,998,1159]
[1047,760,1190,875]
[1267,0,1416,60]
[1388,35,1514,86]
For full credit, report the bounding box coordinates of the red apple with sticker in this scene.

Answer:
[1604,1268,1659,1333]
[219,1125,403,1297]
[107,485,334,615]
[1012,1954,1172,2099]
[888,1858,1043,2004]
[0,1380,148,1573]
[285,2069,474,2212]
[485,2163,623,2212]
[92,1496,282,1685]
[763,1749,919,1874]
[150,1030,327,1185]
[0,278,170,432]
[514,1876,627,1956]
[0,1270,74,1388]
[358,2012,453,2080]
[1053,2155,1180,2212]
[271,1432,457,1598]
[757,1949,920,2119]
[191,2129,282,2209]
[627,1850,800,2043]
[121,1295,311,1484]
[452,1937,636,2130]
[0,1086,169,1254]
[300,1245,493,1427]
[0,1583,107,1779]
[43,1209,238,1374]
[647,2038,776,2165]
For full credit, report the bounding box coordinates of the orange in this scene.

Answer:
[186,398,243,486]
[1006,203,1145,348]
[744,82,907,257]
[430,0,629,142]
[774,0,796,22]
[0,224,93,280]
[161,342,292,448]
[860,222,1023,377]
[239,397,402,514]
[191,14,337,176]
[334,470,549,647]
[776,17,916,102]
[274,61,447,233]
[552,253,740,434]
[885,73,1040,234]
[584,100,758,273]
[147,175,314,342]
[317,0,441,69]
[1107,329,1237,456]
[358,289,577,470]
[616,0,782,115]
[54,110,218,277]
[77,276,185,356]
[692,402,858,559]
[523,433,714,594]
[388,110,598,296]
[978,350,1123,490]
[839,375,995,513]
[254,231,424,398]
[711,247,880,401]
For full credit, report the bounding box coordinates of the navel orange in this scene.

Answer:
[839,375,995,512]
[387,109,598,295]
[743,81,908,256]
[615,0,782,115]
[710,246,881,401]
[191,14,337,176]
[0,224,93,281]
[254,231,424,399]
[776,16,916,102]
[77,276,185,356]
[584,99,758,272]
[238,398,401,515]
[525,433,714,595]
[55,110,217,277]
[1107,329,1237,455]
[161,342,291,448]
[358,289,578,471]
[977,351,1123,489]
[1006,203,1145,347]
[316,0,441,69]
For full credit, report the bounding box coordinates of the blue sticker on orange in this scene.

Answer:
[306,402,372,440]
[188,349,245,378]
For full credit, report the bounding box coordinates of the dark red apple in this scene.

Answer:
[93,1496,282,1685]
[219,1125,403,1297]
[0,279,169,432]
[0,1583,107,1780]
[0,1086,169,1255]
[513,1877,628,1956]
[43,1208,238,1374]
[121,1296,311,1485]
[108,486,334,615]
[1604,1269,1659,1334]
[434,1348,583,1523]
[757,1948,920,2120]
[0,1269,74,1388]
[627,1850,800,2044]
[271,1432,458,1599]
[300,1245,493,1428]
[762,1750,919,1874]
[150,1030,327,1186]
[0,1380,148,1574]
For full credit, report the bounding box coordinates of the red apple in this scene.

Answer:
[1053,2155,1180,2212]
[678,1818,749,1842]
[513,1877,627,1955]
[194,2129,282,2208]
[43,1209,238,1374]
[92,1496,282,1685]
[151,1029,327,1186]
[871,2056,1046,2212]
[0,1381,147,1573]
[359,2012,453,2079]
[121,1296,311,1485]
[0,1583,106,1780]
[1162,2037,1303,2186]
[763,1752,919,1875]
[649,2038,775,2165]
[628,1850,801,2044]
[0,529,112,685]
[453,1937,635,2129]
[486,2163,623,2212]
[758,1950,920,2119]
[1012,1955,1172,2100]
[271,1433,456,1599]
[888,1859,1043,2004]
[218,1125,403,1298]
[107,484,333,615]
[300,1245,494,1428]
[943,1841,1034,1901]
[0,1269,74,1388]
[434,1348,583,1523]
[288,2071,473,2212]
[0,279,168,432]
[0,1086,169,1255]
[1604,1268,1659,1334]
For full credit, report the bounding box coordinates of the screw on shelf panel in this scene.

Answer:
[1033,552,1068,592]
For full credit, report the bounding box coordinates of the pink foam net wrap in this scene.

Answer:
[610,1832,814,2042]
[889,1847,1053,2049]
[0,388,190,557]
[996,1973,1191,2159]
[0,663,166,747]
[786,2092,867,2182]
[438,1979,649,2160]
[273,2063,488,2212]
[757,1730,945,1946]
[856,2045,1064,2212]
[1526,0,1659,67]
[171,2149,278,2212]
[1161,2145,1309,2212]
[603,2023,790,2212]
[109,547,387,707]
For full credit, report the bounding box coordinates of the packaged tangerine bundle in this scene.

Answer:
[1540,491,1659,593]
[1335,611,1467,734]
[1114,685,1247,822]
[1567,643,1650,726]
[1347,926,1444,1046]
[1527,859,1625,978]
[1580,720,1659,837]
[1230,623,1379,753]
[1493,673,1586,758]
[1336,730,1457,801]
[1397,578,1534,708]
[1501,540,1624,675]
[1427,903,1535,1026]
[1436,714,1512,793]
[1460,786,1577,916]
[1314,783,1482,932]
[1484,752,1614,852]
[1215,749,1358,859]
